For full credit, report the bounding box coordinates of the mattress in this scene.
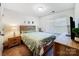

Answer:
[21,32,56,55]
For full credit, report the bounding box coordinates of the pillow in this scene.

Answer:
[21,30,36,34]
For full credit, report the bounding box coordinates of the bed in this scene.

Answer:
[3,25,56,56]
[21,32,56,55]
[20,25,56,56]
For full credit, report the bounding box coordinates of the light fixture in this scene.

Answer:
[38,7,44,12]
[33,4,47,13]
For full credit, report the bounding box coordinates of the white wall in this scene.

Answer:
[2,8,38,25]
[1,8,39,31]
[1,7,74,34]
[38,8,74,34]
[74,3,79,28]
[74,3,79,18]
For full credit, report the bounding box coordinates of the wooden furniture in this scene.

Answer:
[3,36,33,56]
[3,36,21,49]
[53,34,79,56]
[20,25,36,33]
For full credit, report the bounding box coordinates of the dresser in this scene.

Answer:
[53,33,79,56]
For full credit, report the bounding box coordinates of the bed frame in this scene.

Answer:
[20,25,54,56]
[20,25,36,33]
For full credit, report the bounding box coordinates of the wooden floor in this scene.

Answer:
[2,44,33,56]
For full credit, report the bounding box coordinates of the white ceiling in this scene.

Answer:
[2,3,74,17]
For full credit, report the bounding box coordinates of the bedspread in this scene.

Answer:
[21,32,56,56]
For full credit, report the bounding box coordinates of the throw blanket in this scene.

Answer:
[21,32,56,56]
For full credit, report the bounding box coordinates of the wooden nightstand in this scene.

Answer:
[3,36,21,49]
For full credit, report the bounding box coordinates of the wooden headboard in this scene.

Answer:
[20,25,36,33]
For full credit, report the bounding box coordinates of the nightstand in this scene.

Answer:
[3,36,21,49]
